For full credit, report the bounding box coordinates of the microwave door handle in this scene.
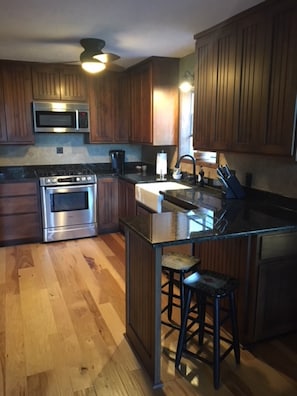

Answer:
[75,110,79,131]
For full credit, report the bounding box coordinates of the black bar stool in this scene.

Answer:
[161,252,200,330]
[175,270,240,389]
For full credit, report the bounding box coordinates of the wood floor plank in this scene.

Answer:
[19,266,57,376]
[0,234,296,395]
[5,293,26,395]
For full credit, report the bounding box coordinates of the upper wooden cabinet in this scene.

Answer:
[128,57,179,145]
[87,72,129,143]
[0,61,34,144]
[193,0,297,157]
[31,64,87,101]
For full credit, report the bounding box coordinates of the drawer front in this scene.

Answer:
[260,232,297,260]
[0,195,39,215]
[0,182,37,197]
[0,213,41,243]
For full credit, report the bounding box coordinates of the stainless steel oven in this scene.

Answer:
[37,166,97,242]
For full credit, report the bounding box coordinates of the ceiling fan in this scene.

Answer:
[78,38,122,73]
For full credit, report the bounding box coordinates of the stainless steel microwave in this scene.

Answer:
[32,101,90,133]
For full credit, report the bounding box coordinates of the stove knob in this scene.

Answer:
[76,177,81,182]
[46,178,51,184]
[81,176,86,181]
[52,178,57,184]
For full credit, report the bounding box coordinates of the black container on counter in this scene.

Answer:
[109,150,125,175]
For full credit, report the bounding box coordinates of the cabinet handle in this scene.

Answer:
[291,94,297,161]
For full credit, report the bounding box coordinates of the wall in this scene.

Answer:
[0,134,142,166]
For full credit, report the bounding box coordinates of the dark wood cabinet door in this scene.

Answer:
[1,62,34,143]
[262,0,297,156]
[130,62,152,144]
[0,71,7,142]
[233,11,269,152]
[116,73,130,143]
[129,57,178,145]
[60,66,87,101]
[88,72,123,143]
[118,179,136,232]
[97,177,119,233]
[32,64,61,100]
[32,64,87,101]
[194,25,237,151]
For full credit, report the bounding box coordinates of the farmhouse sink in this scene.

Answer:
[135,181,191,213]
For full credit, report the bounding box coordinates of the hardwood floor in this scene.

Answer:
[0,233,296,395]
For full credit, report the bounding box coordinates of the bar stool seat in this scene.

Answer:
[175,270,240,389]
[161,252,200,330]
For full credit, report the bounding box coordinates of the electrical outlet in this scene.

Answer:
[56,147,63,154]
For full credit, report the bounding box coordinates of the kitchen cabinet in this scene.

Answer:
[118,179,136,232]
[31,64,87,101]
[193,23,238,151]
[0,61,34,144]
[88,72,129,143]
[252,231,297,341]
[195,230,297,344]
[129,57,179,145]
[193,0,297,157]
[0,181,42,245]
[97,177,119,233]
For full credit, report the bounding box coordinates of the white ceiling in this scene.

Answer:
[0,0,263,69]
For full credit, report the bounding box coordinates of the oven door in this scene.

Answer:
[41,184,97,241]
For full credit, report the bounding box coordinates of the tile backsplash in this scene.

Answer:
[0,134,142,166]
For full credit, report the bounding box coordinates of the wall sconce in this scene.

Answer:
[179,71,194,93]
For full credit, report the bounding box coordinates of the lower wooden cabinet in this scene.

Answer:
[253,232,297,341]
[0,181,42,245]
[118,179,136,232]
[195,231,297,344]
[97,177,119,233]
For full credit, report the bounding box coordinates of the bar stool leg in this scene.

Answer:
[229,291,240,364]
[213,297,221,389]
[179,271,185,326]
[198,293,206,345]
[175,287,192,368]
[167,271,174,321]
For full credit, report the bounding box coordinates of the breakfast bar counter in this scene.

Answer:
[122,203,297,388]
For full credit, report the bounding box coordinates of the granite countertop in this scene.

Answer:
[122,184,297,247]
[122,203,297,247]
[0,163,156,182]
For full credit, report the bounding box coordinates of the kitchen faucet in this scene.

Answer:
[175,154,197,185]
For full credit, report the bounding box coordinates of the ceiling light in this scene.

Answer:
[179,71,194,93]
[81,60,106,74]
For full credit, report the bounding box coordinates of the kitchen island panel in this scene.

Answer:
[125,230,162,388]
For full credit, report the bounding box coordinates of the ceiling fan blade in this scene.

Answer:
[93,53,120,63]
[105,63,125,72]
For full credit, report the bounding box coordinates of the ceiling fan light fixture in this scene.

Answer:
[81,60,106,74]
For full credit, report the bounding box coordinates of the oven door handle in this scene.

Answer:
[44,184,95,193]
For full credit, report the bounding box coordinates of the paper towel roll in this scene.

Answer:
[156,152,167,178]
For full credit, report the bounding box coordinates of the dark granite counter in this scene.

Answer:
[0,162,156,181]
[122,203,297,247]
